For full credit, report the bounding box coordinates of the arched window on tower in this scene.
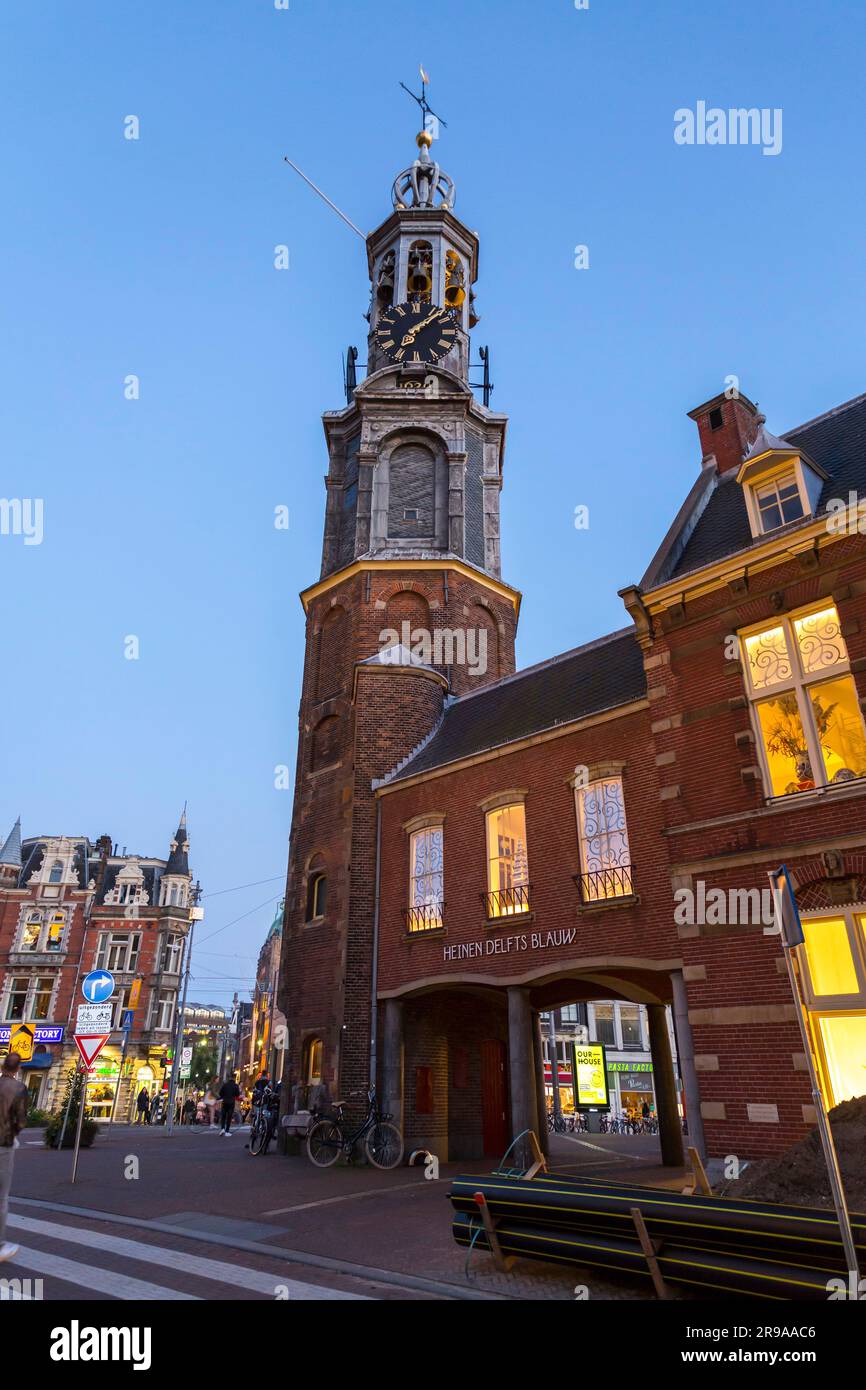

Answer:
[315,606,350,701]
[444,250,466,311]
[375,250,395,319]
[310,714,341,772]
[407,241,433,302]
[305,856,328,922]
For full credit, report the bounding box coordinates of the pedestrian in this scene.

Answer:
[204,1079,218,1128]
[136,1087,150,1125]
[641,1100,650,1120]
[0,1052,28,1262]
[218,1074,241,1136]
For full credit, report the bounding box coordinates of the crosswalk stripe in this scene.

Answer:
[7,1245,200,1300]
[7,1214,368,1300]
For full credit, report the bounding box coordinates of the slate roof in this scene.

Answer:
[387,628,646,783]
[665,391,866,581]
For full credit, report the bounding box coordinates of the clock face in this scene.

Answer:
[376,300,458,365]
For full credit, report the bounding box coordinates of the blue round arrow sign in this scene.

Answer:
[82,969,115,1003]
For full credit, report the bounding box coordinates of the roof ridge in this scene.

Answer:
[785,389,866,438]
[442,627,637,708]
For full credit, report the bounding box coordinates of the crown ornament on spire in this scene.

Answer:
[393,68,455,210]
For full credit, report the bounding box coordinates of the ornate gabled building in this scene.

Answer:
[0,813,195,1119]
[279,122,866,1164]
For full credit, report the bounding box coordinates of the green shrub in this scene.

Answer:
[43,1067,99,1149]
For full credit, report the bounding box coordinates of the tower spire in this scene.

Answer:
[0,816,22,868]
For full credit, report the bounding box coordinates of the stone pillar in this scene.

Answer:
[381,999,404,1132]
[507,987,537,1145]
[671,969,706,1161]
[532,1011,549,1155]
[647,1002,684,1168]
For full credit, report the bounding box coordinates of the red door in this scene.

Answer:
[480,1039,508,1156]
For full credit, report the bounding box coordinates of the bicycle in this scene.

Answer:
[306,1086,404,1169]
[248,1085,279,1156]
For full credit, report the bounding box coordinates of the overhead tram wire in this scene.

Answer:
[195,893,284,946]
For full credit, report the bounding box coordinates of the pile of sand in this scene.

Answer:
[719,1097,866,1211]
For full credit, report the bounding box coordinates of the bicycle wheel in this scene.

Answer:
[306,1119,343,1167]
[364,1121,403,1169]
[249,1115,267,1156]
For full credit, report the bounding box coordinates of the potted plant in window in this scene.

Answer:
[764,692,837,793]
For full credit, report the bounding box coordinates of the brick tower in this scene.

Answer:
[278,125,521,1107]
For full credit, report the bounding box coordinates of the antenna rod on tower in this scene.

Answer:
[282,156,366,240]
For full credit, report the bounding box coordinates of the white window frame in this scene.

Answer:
[742,457,814,538]
[160,931,184,974]
[95,931,141,974]
[798,907,866,1011]
[1,973,58,1022]
[752,469,806,533]
[740,601,866,798]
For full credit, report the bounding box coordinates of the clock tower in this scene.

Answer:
[278,125,521,1109]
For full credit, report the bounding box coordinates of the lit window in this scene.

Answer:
[754,471,804,532]
[32,978,54,1020]
[485,803,530,917]
[20,913,42,951]
[305,1037,323,1086]
[46,913,64,951]
[407,826,443,932]
[800,910,866,1107]
[575,777,634,900]
[741,603,866,796]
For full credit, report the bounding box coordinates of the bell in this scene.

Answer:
[408,268,432,295]
[378,267,395,293]
[444,279,465,308]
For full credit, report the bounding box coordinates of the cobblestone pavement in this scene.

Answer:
[5,1124,691,1301]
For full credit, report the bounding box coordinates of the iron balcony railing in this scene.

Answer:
[575,864,636,904]
[404,902,445,934]
[482,883,532,919]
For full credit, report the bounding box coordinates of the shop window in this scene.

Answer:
[575,777,634,900]
[484,802,530,917]
[407,825,443,932]
[814,1015,866,1106]
[741,603,866,796]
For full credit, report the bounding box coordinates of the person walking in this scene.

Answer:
[136,1087,150,1125]
[218,1074,240,1136]
[0,1052,28,1262]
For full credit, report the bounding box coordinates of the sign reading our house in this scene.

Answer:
[443,928,577,962]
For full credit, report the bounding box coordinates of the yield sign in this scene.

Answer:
[74,1034,110,1069]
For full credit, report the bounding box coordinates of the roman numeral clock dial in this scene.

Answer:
[376,300,458,365]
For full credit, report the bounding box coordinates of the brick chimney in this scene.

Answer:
[688,391,761,475]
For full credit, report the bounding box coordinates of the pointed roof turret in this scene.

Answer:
[164,806,190,876]
[0,817,22,868]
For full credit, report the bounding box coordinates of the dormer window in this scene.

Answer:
[737,424,828,540]
[755,472,805,532]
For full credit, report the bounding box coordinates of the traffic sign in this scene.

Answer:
[74,1034,111,1069]
[82,970,115,1004]
[128,978,143,1010]
[181,1046,192,1066]
[10,1023,34,1062]
[121,1009,134,1032]
[77,1002,113,1032]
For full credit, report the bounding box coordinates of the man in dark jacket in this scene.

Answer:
[218,1075,241,1136]
[0,1052,28,1262]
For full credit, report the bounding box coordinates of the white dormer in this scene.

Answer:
[737,421,828,540]
[105,860,149,907]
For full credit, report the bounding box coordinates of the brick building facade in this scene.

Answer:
[278,130,866,1165]
[0,814,195,1120]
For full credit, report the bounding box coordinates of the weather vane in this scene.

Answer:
[399,65,447,134]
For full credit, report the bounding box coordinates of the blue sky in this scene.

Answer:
[3,0,865,1007]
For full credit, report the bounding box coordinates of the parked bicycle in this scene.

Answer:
[306,1085,404,1169]
[248,1084,280,1156]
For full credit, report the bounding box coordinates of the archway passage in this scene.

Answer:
[378,961,695,1169]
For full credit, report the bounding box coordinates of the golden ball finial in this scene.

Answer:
[416,129,433,150]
